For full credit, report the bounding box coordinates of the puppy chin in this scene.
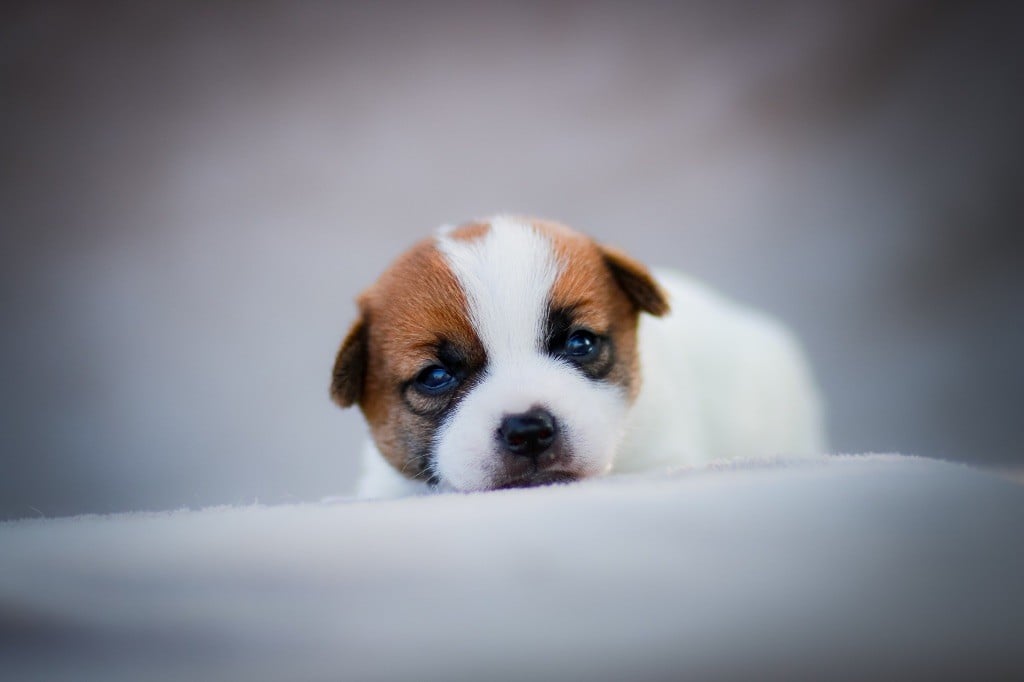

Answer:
[491,470,579,490]
[431,355,628,492]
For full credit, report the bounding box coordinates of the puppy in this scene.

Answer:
[331,216,825,497]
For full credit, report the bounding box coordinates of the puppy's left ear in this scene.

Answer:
[330,314,369,408]
[600,245,671,317]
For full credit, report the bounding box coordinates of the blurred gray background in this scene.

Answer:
[2,0,1021,520]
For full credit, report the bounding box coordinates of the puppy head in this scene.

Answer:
[331,216,668,492]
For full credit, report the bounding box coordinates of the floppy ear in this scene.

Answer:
[600,245,671,317]
[330,315,369,408]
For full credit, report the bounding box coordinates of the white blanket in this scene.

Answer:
[2,454,1022,681]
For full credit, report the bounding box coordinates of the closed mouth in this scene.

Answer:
[493,470,579,490]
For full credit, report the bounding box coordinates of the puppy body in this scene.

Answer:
[333,217,825,498]
[616,269,824,474]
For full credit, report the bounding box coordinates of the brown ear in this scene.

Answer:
[330,315,369,408]
[600,245,670,317]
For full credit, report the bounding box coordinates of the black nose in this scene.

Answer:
[499,409,557,458]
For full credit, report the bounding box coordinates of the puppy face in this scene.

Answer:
[331,217,668,492]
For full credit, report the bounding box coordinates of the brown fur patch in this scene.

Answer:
[445,221,490,242]
[531,218,663,401]
[600,245,671,317]
[333,236,483,479]
[330,317,368,408]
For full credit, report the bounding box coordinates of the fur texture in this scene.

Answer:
[332,216,825,497]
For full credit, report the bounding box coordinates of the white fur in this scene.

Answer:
[432,355,628,491]
[432,216,629,491]
[437,216,560,364]
[616,269,825,471]
[356,442,432,498]
[355,220,826,498]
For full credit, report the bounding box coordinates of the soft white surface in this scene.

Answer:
[2,455,1022,681]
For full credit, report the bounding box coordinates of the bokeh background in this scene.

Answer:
[2,0,1021,520]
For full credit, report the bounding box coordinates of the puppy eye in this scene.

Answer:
[564,330,600,359]
[415,365,457,394]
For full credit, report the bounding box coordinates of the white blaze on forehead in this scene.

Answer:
[432,217,629,492]
[436,216,561,361]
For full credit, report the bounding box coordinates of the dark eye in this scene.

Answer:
[415,365,457,394]
[564,330,600,359]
